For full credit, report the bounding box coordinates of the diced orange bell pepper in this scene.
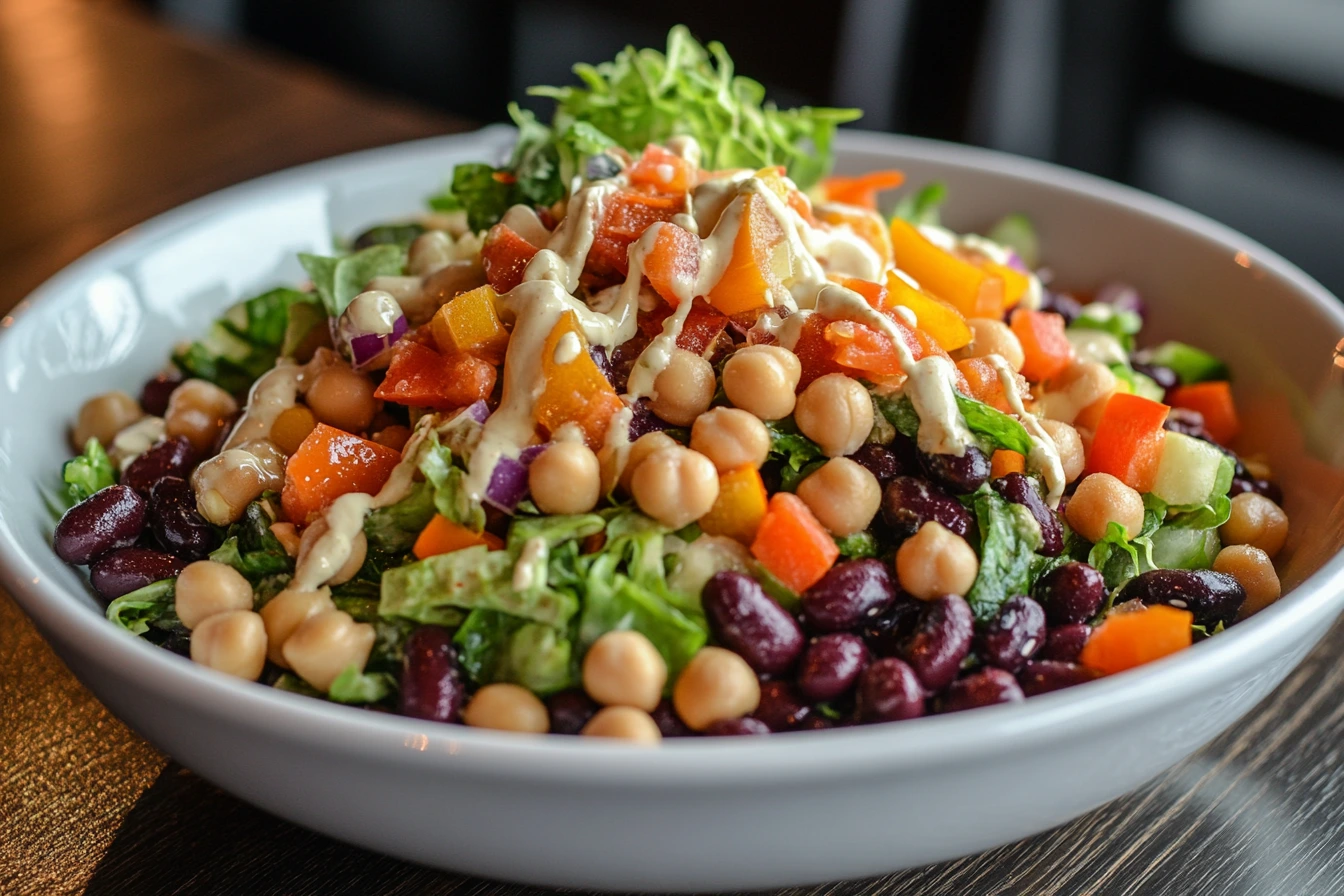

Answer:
[429,285,509,364]
[1079,604,1193,675]
[884,270,972,352]
[1084,392,1170,492]
[642,222,701,308]
[706,193,792,316]
[750,492,840,593]
[978,260,1030,310]
[1167,381,1240,445]
[1010,308,1074,383]
[889,218,1003,317]
[534,311,624,449]
[820,169,906,209]
[957,357,1013,412]
[587,189,686,281]
[628,144,696,195]
[481,223,540,294]
[793,314,849,390]
[281,424,403,524]
[413,513,503,559]
[374,340,496,411]
[990,450,1027,479]
[699,467,769,543]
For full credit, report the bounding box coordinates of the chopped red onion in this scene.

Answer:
[1004,250,1029,273]
[337,290,408,369]
[459,399,490,424]
[483,443,548,513]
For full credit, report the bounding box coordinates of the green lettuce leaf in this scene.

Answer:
[765,420,826,491]
[173,287,318,393]
[62,438,116,508]
[875,393,920,440]
[954,394,1034,455]
[379,545,578,628]
[834,531,879,559]
[965,488,1044,621]
[506,513,605,553]
[209,497,292,582]
[453,609,576,695]
[351,222,425,252]
[363,481,437,554]
[105,578,178,636]
[418,432,485,534]
[1137,341,1230,385]
[1087,521,1144,590]
[892,181,947,226]
[298,244,406,317]
[327,666,397,704]
[1069,302,1142,352]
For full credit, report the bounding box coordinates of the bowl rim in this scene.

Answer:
[3,125,1343,784]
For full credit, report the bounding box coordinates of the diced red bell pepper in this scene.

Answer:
[821,169,906,209]
[481,223,540,294]
[628,144,696,195]
[751,493,840,593]
[675,299,730,357]
[374,340,497,411]
[793,315,849,390]
[1084,392,1170,492]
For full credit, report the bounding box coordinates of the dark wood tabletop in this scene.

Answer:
[3,2,1343,894]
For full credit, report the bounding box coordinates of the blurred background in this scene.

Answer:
[98,0,1344,297]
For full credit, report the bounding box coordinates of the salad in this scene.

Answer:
[50,28,1289,742]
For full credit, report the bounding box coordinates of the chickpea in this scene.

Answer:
[1066,473,1144,542]
[957,318,1025,372]
[305,365,378,434]
[582,630,667,711]
[1220,493,1289,558]
[407,230,455,277]
[581,706,662,744]
[529,441,602,515]
[1214,545,1282,616]
[895,521,979,600]
[631,446,720,529]
[1038,362,1116,425]
[618,431,678,494]
[794,373,874,458]
[259,587,334,666]
[461,683,550,734]
[371,424,412,451]
[298,521,368,586]
[721,345,801,421]
[281,609,376,693]
[164,379,238,454]
[1038,419,1085,483]
[190,610,268,680]
[192,438,287,525]
[269,404,317,454]
[174,560,254,630]
[72,391,143,451]
[690,407,770,474]
[795,458,881,535]
[649,349,716,426]
[270,522,302,557]
[672,646,760,731]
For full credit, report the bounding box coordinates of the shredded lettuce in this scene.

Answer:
[418,432,485,534]
[173,287,319,393]
[765,420,826,492]
[834,531,879,559]
[62,438,116,508]
[379,545,578,627]
[351,222,425,252]
[210,497,292,582]
[298,244,406,317]
[327,666,397,704]
[453,609,576,695]
[965,488,1044,621]
[892,181,947,226]
[1110,363,1166,402]
[876,392,1033,457]
[363,481,437,554]
[1069,302,1142,352]
[105,579,178,636]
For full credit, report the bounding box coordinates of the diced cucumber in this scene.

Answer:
[1110,364,1166,402]
[1148,526,1220,570]
[1140,341,1229,384]
[1151,431,1225,506]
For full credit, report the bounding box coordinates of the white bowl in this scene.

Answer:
[3,127,1344,892]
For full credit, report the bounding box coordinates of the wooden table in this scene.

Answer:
[3,2,1343,894]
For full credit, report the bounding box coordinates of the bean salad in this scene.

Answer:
[50,28,1289,742]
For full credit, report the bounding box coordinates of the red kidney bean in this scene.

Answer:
[1131,361,1178,392]
[1163,408,1208,440]
[53,485,146,565]
[703,716,771,736]
[139,372,182,418]
[856,657,925,723]
[849,443,904,484]
[1118,568,1246,629]
[751,679,813,732]
[1040,290,1082,324]
[940,668,1025,712]
[123,436,197,496]
[701,571,804,675]
[991,472,1063,556]
[1018,660,1100,696]
[651,698,694,738]
[546,689,599,735]
[978,595,1047,672]
[89,547,185,602]
[797,633,870,702]
[860,594,923,657]
[796,715,837,731]
[900,594,974,691]
[1230,477,1283,505]
[399,626,466,723]
[148,476,220,560]
[881,476,973,540]
[801,559,897,633]
[1041,623,1091,662]
[919,445,990,494]
[1033,561,1106,625]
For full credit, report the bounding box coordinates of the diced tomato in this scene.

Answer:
[374,341,496,410]
[642,222,701,307]
[628,144,696,195]
[586,189,686,281]
[793,315,848,390]
[675,299,730,357]
[824,320,904,377]
[481,223,540,294]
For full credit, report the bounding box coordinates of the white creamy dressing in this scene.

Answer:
[804,203,885,282]
[223,361,302,451]
[1067,328,1128,367]
[985,354,1066,505]
[512,537,548,591]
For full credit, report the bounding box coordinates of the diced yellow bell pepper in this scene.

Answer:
[534,311,624,449]
[978,260,1030,310]
[430,285,509,364]
[884,270,972,352]
[889,218,1003,317]
[699,467,769,543]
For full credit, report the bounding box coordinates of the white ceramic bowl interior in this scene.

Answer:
[3,128,1344,892]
